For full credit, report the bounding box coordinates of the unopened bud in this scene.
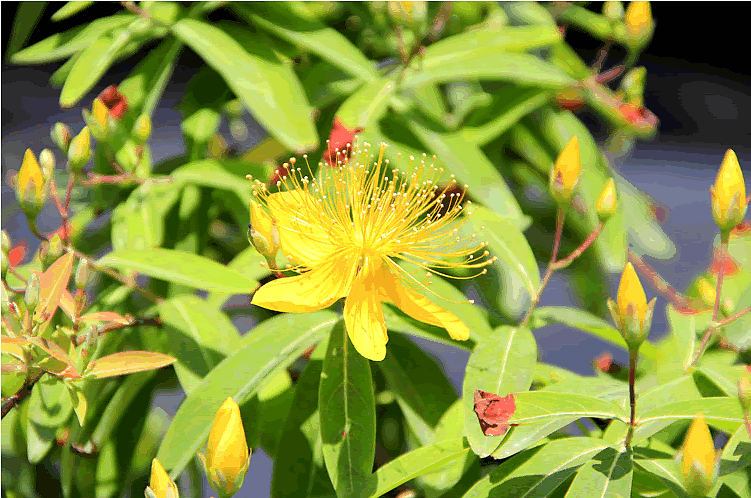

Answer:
[39,149,56,178]
[134,115,152,143]
[51,122,72,153]
[596,178,618,221]
[92,98,110,137]
[24,272,40,312]
[75,258,89,290]
[68,127,92,173]
[549,136,582,205]
[603,1,625,20]
[47,235,64,264]
[619,67,647,107]
[1,230,10,255]
[679,413,718,498]
[146,458,179,498]
[624,1,654,47]
[739,374,751,414]
[200,397,251,498]
[711,149,747,234]
[608,262,656,351]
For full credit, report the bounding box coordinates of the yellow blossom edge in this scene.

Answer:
[249,139,492,360]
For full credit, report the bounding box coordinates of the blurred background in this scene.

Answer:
[2,3,750,497]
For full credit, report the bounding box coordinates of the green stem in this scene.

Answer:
[624,348,638,448]
[690,235,729,368]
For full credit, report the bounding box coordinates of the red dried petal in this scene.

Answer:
[7,241,28,268]
[324,118,363,166]
[99,85,118,105]
[595,352,613,372]
[473,390,516,436]
[109,99,128,119]
[709,251,740,276]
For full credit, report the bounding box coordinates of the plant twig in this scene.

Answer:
[551,222,603,270]
[624,349,638,448]
[691,241,729,368]
[1,371,44,419]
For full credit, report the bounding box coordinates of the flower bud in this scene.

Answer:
[47,235,65,265]
[24,272,40,313]
[200,397,250,498]
[739,374,751,415]
[16,149,47,217]
[549,136,582,205]
[68,127,92,173]
[619,66,647,108]
[603,1,625,20]
[695,277,716,307]
[145,458,179,498]
[51,122,72,153]
[1,230,10,255]
[248,201,280,260]
[679,413,718,498]
[607,262,656,350]
[711,149,747,233]
[134,115,152,143]
[1,251,8,281]
[75,258,89,290]
[39,149,56,178]
[596,178,618,222]
[624,1,653,42]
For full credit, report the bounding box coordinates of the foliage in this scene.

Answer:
[3,2,750,498]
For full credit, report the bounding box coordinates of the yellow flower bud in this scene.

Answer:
[203,397,250,497]
[16,149,47,214]
[596,178,618,221]
[617,262,647,328]
[146,458,179,498]
[624,1,653,35]
[51,122,72,153]
[603,1,625,20]
[92,98,109,134]
[711,149,747,233]
[549,136,582,205]
[68,127,92,173]
[679,413,718,497]
[134,114,153,143]
[607,262,656,350]
[248,200,280,260]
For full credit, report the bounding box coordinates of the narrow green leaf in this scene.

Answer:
[157,312,339,477]
[564,447,633,498]
[171,18,317,152]
[51,1,94,21]
[11,14,133,64]
[319,322,376,498]
[697,355,749,397]
[336,78,395,129]
[377,334,457,446]
[421,26,562,62]
[85,352,176,379]
[159,295,241,394]
[5,2,47,59]
[205,246,267,309]
[464,326,537,457]
[510,392,629,426]
[367,438,471,498]
[542,376,627,403]
[637,397,744,434]
[631,375,702,445]
[408,122,527,228]
[469,206,540,301]
[463,437,610,498]
[534,306,659,362]
[98,248,259,294]
[633,459,692,498]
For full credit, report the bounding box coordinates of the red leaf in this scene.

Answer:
[473,390,516,436]
[7,241,28,268]
[324,118,363,166]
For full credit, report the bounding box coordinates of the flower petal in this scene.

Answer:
[251,252,356,312]
[266,190,340,267]
[382,267,470,341]
[343,257,389,361]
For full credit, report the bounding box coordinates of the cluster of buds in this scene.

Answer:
[608,262,656,351]
[710,149,748,235]
[198,397,251,498]
[146,458,179,498]
[678,413,719,497]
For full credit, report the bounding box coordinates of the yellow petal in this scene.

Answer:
[266,190,340,267]
[18,149,44,201]
[343,257,389,361]
[381,265,470,341]
[616,262,647,327]
[251,252,356,312]
[681,413,716,481]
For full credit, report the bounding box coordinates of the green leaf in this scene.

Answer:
[510,392,629,426]
[469,206,540,304]
[181,108,221,143]
[534,306,659,362]
[51,1,94,21]
[205,246,267,308]
[29,377,73,428]
[336,78,395,129]
[11,14,133,64]
[402,50,573,89]
[119,38,182,114]
[85,352,176,379]
[633,459,692,498]
[630,375,702,445]
[159,295,241,394]
[542,376,627,403]
[171,18,317,152]
[98,248,259,293]
[271,339,336,498]
[718,427,751,498]
[407,122,528,228]
[367,438,471,498]
[696,354,749,397]
[464,326,537,457]
[157,311,339,477]
[238,6,377,81]
[637,397,744,434]
[377,334,457,446]
[723,287,751,350]
[111,181,177,252]
[564,447,633,498]
[319,322,376,498]
[463,437,610,498]
[5,2,48,59]
[384,306,474,351]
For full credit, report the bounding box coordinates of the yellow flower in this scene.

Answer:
[204,397,250,497]
[616,262,648,329]
[249,140,493,361]
[146,458,179,498]
[596,178,618,221]
[711,149,747,232]
[17,149,45,206]
[624,1,652,34]
[549,136,581,205]
[680,413,717,497]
